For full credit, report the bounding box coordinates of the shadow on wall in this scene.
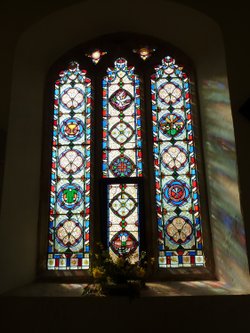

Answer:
[0,130,6,207]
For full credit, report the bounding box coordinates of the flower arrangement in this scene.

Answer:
[82,243,154,297]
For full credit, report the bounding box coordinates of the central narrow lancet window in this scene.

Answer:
[102,58,142,262]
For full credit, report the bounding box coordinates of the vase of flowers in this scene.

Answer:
[82,243,154,297]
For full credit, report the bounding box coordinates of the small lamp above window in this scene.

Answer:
[86,49,107,64]
[133,47,155,60]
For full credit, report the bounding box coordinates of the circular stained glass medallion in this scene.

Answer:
[109,155,136,177]
[159,113,185,138]
[60,117,84,142]
[57,183,83,210]
[163,180,189,206]
[110,231,138,257]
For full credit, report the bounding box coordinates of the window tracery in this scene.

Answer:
[46,40,208,274]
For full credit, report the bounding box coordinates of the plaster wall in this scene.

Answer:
[0,0,249,294]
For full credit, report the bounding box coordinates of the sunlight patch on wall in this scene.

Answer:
[200,78,249,290]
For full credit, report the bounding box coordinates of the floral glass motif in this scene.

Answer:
[133,47,155,60]
[102,58,143,178]
[48,61,91,270]
[108,184,140,263]
[86,49,107,64]
[151,56,204,268]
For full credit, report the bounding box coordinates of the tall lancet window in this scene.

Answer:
[47,62,91,270]
[102,58,143,262]
[151,56,204,268]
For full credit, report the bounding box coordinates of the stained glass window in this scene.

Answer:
[47,61,91,270]
[151,56,205,268]
[46,42,209,274]
[107,183,140,262]
[102,58,142,260]
[102,58,142,178]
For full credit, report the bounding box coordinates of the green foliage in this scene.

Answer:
[82,243,154,296]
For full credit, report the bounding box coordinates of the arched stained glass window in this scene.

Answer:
[102,58,142,178]
[151,56,204,268]
[102,58,142,262]
[43,35,213,278]
[47,62,91,270]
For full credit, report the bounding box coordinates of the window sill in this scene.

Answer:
[2,280,249,297]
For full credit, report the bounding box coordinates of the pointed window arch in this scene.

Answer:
[43,34,213,278]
